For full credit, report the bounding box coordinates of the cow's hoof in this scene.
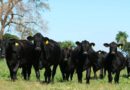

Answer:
[78,80,82,83]
[40,81,47,84]
[100,75,103,79]
[86,81,90,84]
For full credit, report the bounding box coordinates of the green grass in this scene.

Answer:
[0,59,130,90]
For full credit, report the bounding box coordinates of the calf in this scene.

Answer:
[5,39,40,81]
[60,47,74,81]
[27,33,61,83]
[96,50,107,79]
[104,42,126,83]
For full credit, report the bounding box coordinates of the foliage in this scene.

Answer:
[3,33,19,40]
[115,31,130,56]
[123,42,130,56]
[0,0,49,39]
[116,31,128,45]
[59,41,75,49]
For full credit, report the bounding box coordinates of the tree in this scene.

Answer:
[60,41,75,49]
[123,42,130,56]
[116,31,128,45]
[115,31,130,56]
[3,33,19,39]
[0,0,49,39]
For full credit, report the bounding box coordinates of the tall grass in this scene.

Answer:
[0,59,130,90]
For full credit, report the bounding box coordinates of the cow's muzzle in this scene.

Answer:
[35,47,41,51]
[83,51,88,55]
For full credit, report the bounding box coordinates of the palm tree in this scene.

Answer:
[115,31,129,56]
[116,31,128,45]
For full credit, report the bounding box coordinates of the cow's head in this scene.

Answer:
[27,33,49,51]
[63,47,72,61]
[0,39,11,58]
[96,50,107,62]
[104,42,123,55]
[76,40,95,55]
[7,39,22,59]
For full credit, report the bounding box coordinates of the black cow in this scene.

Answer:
[0,39,6,58]
[96,50,107,79]
[126,56,130,78]
[71,40,100,84]
[27,33,61,83]
[4,39,40,81]
[103,42,126,83]
[59,47,74,81]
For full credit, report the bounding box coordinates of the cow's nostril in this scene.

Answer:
[35,47,41,51]
[111,51,116,54]
[64,58,68,61]
[83,51,88,55]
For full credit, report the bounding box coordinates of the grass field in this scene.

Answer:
[0,59,130,90]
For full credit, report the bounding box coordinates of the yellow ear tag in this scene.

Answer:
[119,46,122,48]
[15,43,19,46]
[45,40,49,45]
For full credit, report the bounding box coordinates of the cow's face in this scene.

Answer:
[27,33,43,51]
[63,48,72,61]
[104,42,123,55]
[97,50,107,57]
[8,40,22,59]
[76,40,95,55]
[0,40,5,58]
[97,50,107,62]
[0,39,10,58]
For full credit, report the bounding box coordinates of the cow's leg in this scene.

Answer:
[59,65,66,80]
[47,67,51,83]
[52,65,58,82]
[93,67,97,79]
[44,68,48,83]
[9,68,15,81]
[77,67,83,83]
[22,66,27,80]
[8,64,17,81]
[44,67,51,83]
[86,67,91,84]
[114,71,120,83]
[100,68,103,79]
[104,68,106,77]
[127,66,130,78]
[108,70,113,83]
[33,64,40,81]
[70,68,74,81]
[21,68,24,77]
[12,71,17,81]
[66,71,70,81]
[26,64,32,80]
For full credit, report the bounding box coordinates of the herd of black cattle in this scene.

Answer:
[0,33,130,84]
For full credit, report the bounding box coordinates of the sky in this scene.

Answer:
[43,0,130,51]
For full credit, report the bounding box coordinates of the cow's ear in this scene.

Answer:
[27,36,33,41]
[104,43,109,47]
[90,43,95,46]
[75,41,81,46]
[44,37,49,45]
[117,44,123,47]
